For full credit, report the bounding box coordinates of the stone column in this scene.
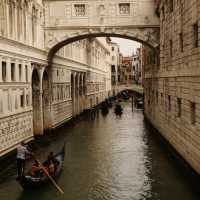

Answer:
[6,57,11,82]
[0,56,2,82]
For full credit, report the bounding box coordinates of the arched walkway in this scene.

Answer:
[47,33,159,66]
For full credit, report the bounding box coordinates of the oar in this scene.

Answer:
[33,156,64,194]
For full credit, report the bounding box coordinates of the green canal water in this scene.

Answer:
[0,102,199,200]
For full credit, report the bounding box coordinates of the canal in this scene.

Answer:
[0,102,199,200]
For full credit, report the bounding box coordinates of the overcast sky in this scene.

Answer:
[111,37,141,56]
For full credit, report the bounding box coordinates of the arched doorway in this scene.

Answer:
[42,70,51,131]
[32,68,43,135]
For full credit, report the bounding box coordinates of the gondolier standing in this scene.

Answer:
[16,141,32,179]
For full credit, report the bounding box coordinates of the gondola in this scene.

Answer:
[114,104,123,116]
[17,145,65,189]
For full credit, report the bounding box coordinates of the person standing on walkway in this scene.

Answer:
[16,141,32,179]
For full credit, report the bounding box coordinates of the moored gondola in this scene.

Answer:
[17,145,65,189]
[114,104,123,116]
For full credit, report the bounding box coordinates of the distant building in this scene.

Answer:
[132,48,141,84]
[110,42,120,86]
[120,56,134,85]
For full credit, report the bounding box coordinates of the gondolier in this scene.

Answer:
[17,144,65,191]
[16,141,32,179]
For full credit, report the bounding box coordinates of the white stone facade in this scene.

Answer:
[0,0,113,156]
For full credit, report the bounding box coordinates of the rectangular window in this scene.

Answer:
[179,33,183,52]
[25,65,28,82]
[20,94,24,107]
[168,95,171,111]
[11,63,15,81]
[177,98,181,117]
[193,23,198,48]
[19,64,22,81]
[2,62,6,82]
[112,47,115,51]
[26,95,29,106]
[111,65,115,72]
[156,91,158,104]
[119,3,130,15]
[191,102,196,125]
[74,4,86,16]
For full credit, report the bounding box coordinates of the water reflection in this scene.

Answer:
[0,102,199,200]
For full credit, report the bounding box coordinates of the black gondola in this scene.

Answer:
[17,145,65,189]
[135,97,143,109]
[114,104,123,116]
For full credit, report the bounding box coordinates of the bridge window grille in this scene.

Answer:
[192,23,198,48]
[2,61,6,82]
[74,4,86,17]
[191,102,196,125]
[177,98,181,117]
[119,3,130,15]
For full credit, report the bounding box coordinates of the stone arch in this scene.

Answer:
[31,68,43,135]
[47,29,159,66]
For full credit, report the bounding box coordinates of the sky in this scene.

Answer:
[111,37,141,56]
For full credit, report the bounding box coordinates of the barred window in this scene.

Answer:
[169,40,173,57]
[193,23,198,48]
[74,4,86,16]
[191,102,196,125]
[168,95,171,111]
[177,98,181,117]
[119,3,130,15]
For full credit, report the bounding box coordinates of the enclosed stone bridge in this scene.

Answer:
[44,0,160,64]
